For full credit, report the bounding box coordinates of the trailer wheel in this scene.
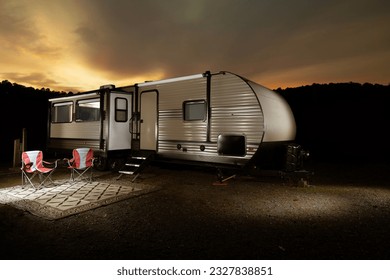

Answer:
[108,158,126,172]
[94,156,108,171]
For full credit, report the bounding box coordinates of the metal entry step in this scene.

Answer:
[117,153,154,182]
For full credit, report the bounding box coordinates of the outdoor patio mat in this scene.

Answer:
[0,180,159,220]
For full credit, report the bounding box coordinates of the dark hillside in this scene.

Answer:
[0,81,64,163]
[276,83,390,163]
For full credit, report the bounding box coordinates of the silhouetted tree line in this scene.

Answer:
[1,80,389,164]
[0,80,66,163]
[276,82,390,163]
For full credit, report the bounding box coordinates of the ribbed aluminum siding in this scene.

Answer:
[142,78,208,142]
[210,73,264,158]
[50,122,100,139]
[143,73,264,163]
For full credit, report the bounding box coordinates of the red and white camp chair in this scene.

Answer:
[21,150,58,189]
[65,148,94,183]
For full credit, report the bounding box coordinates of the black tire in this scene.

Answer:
[94,156,108,171]
[108,158,126,172]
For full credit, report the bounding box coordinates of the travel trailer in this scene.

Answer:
[48,71,306,173]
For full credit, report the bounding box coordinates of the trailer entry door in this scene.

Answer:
[140,90,158,151]
[108,93,132,150]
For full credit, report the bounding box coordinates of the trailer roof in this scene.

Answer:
[49,92,99,102]
[137,73,204,87]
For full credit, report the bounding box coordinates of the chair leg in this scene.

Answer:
[38,169,57,189]
[69,169,74,182]
[73,168,93,183]
[88,167,91,182]
[22,172,37,189]
[68,169,79,186]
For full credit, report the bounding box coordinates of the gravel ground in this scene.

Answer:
[0,161,390,260]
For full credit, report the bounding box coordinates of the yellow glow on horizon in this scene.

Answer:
[49,63,167,92]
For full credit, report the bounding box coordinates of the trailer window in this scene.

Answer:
[183,100,207,121]
[115,98,128,122]
[76,98,100,122]
[51,102,73,123]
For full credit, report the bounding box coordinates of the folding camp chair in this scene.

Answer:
[64,148,94,183]
[21,150,58,189]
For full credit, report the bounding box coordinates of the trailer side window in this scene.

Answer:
[115,98,128,122]
[51,102,73,123]
[183,100,207,121]
[76,98,100,122]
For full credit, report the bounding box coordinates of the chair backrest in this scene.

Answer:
[72,148,93,169]
[22,150,43,172]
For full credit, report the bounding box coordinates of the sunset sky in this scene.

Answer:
[1,0,389,92]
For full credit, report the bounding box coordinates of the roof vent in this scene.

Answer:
[100,84,115,89]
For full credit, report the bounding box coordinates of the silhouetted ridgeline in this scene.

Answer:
[0,80,65,163]
[276,82,390,163]
[1,80,389,164]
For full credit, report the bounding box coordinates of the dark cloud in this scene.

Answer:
[70,0,390,84]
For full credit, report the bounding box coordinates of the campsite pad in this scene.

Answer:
[0,180,159,220]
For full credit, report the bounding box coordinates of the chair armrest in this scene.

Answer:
[21,162,33,171]
[43,159,60,168]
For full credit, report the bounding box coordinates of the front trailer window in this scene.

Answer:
[51,102,73,123]
[76,98,100,122]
